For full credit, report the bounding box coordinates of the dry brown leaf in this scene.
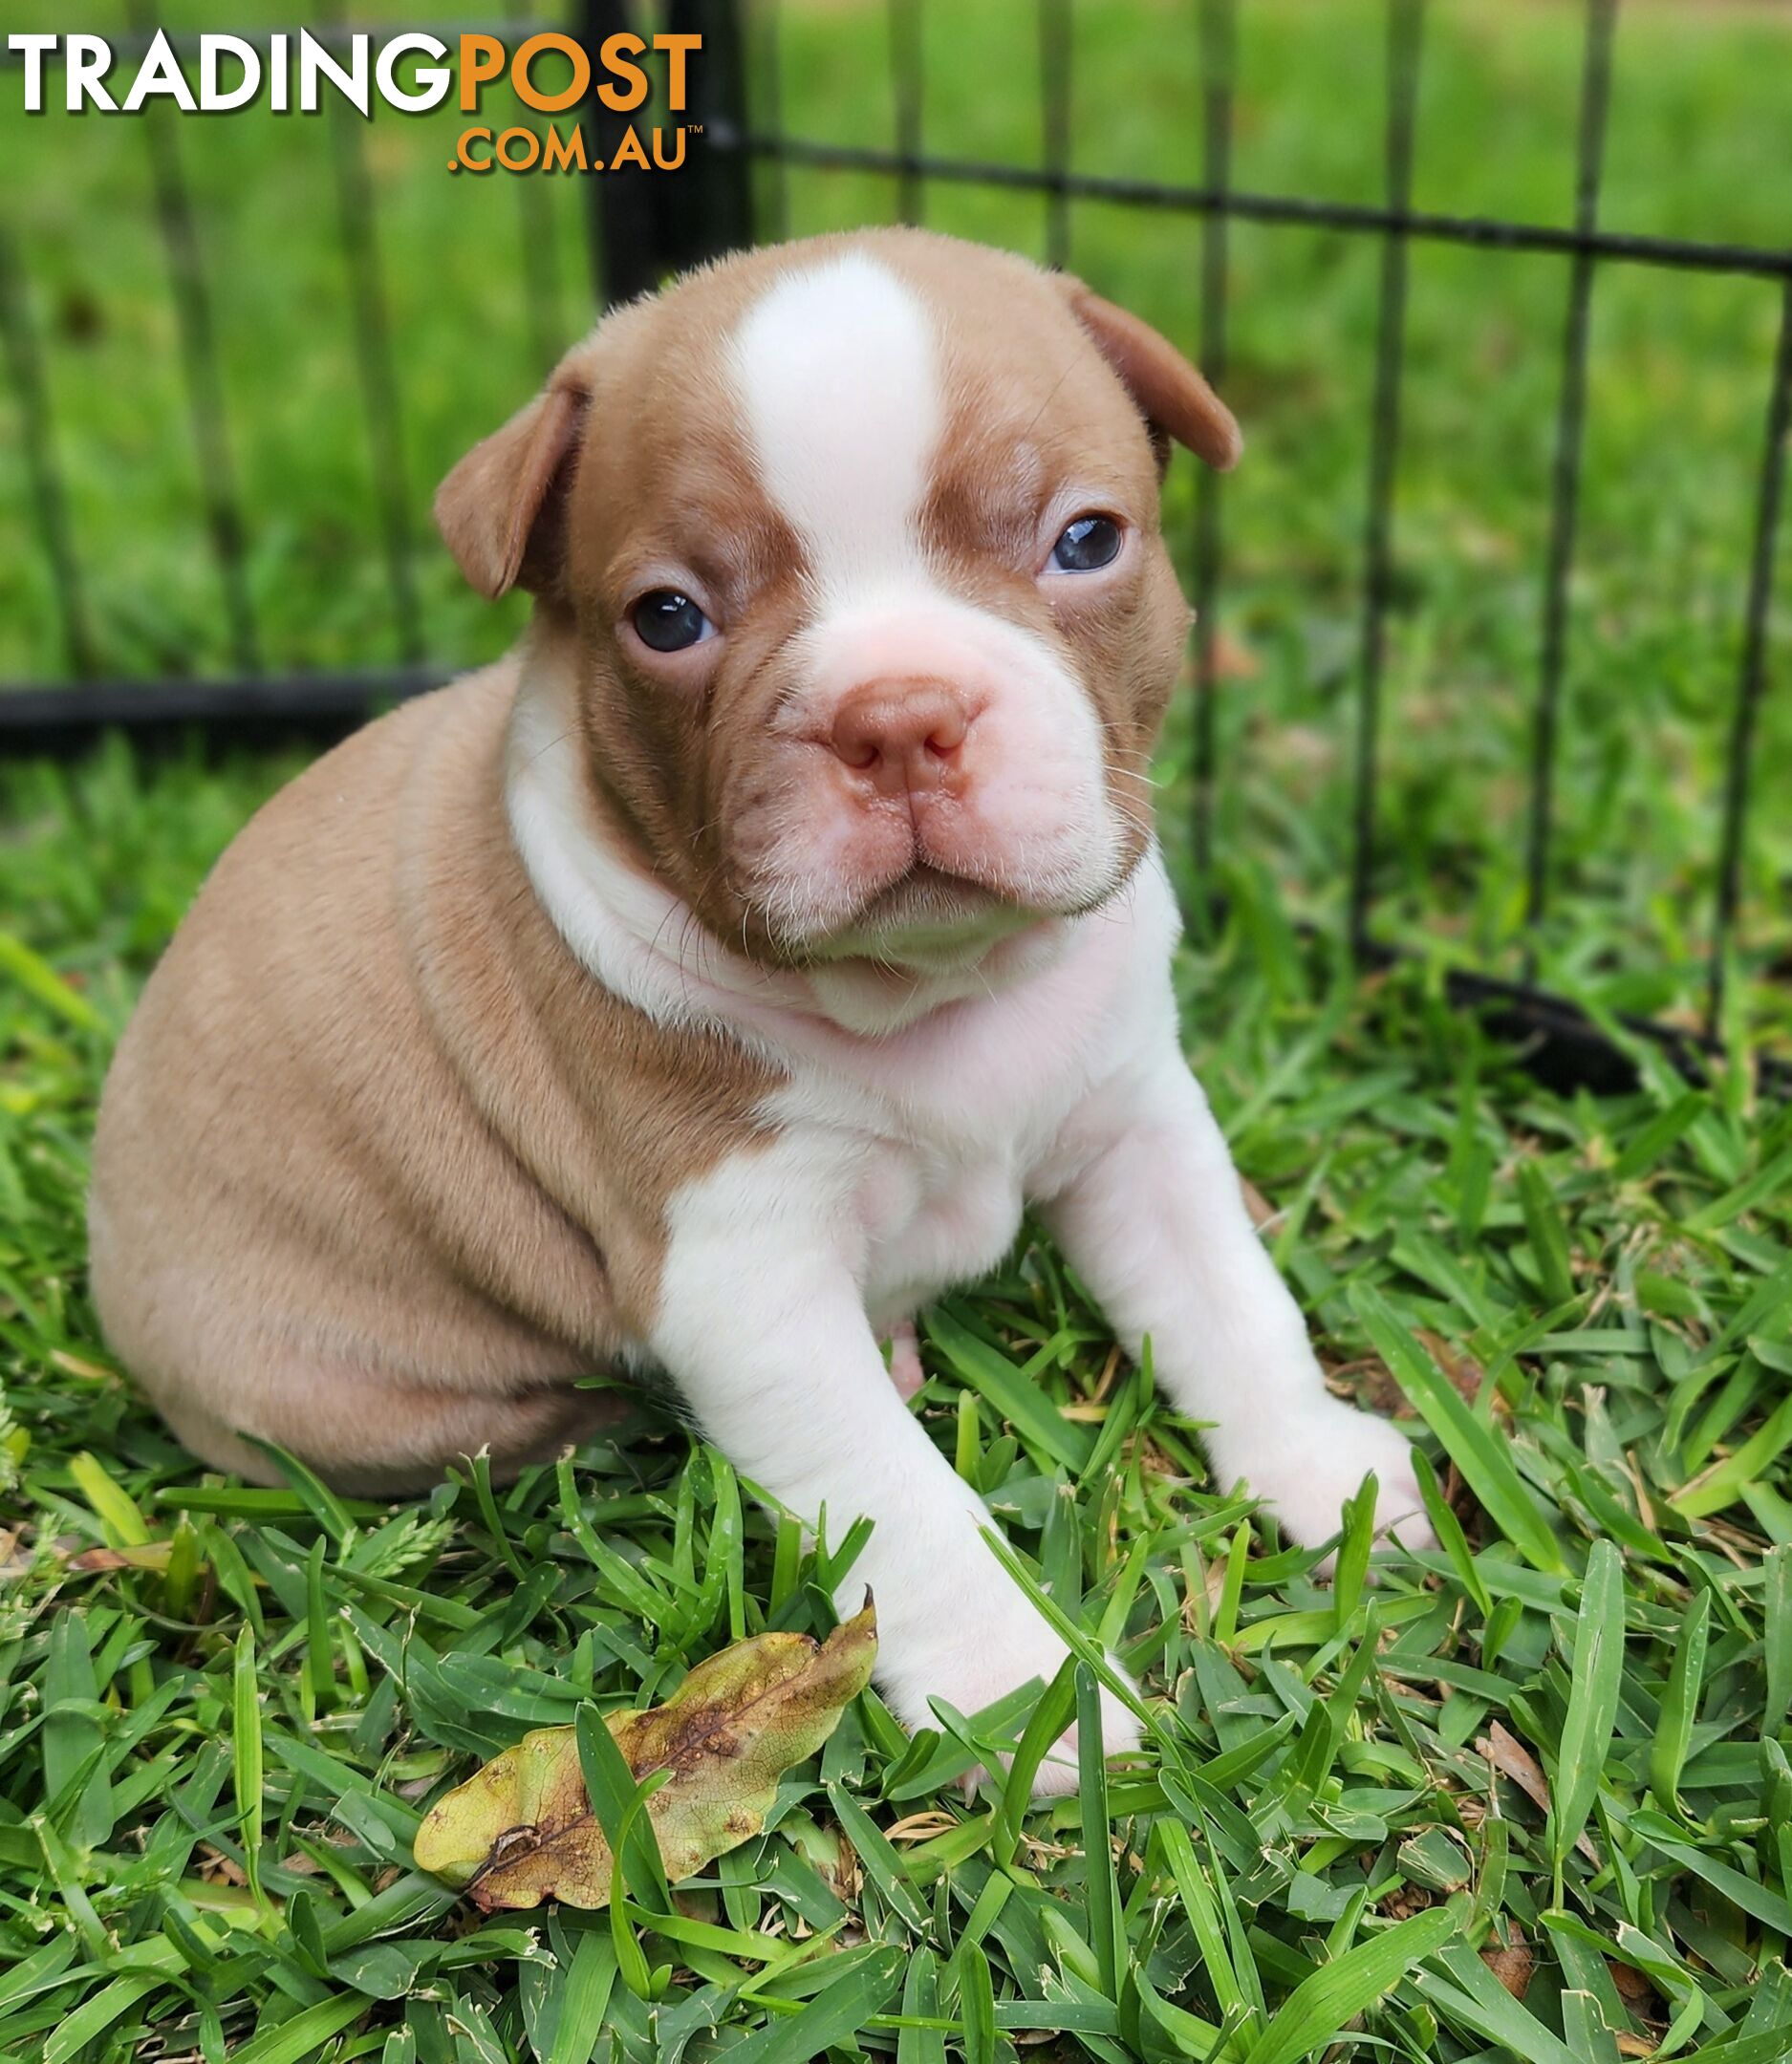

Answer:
[414,1603,875,1911]
[1481,1939,1534,2000]
[885,1810,959,1844]
[1414,1329,1485,1406]
[1479,1721,1551,1817]
[66,1541,173,1574]
[1609,1959,1656,2008]
[1479,1720,1599,1864]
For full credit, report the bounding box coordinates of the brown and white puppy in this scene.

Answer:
[90,229,1431,1787]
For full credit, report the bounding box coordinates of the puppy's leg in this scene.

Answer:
[652,1150,1138,1794]
[1042,1036,1434,1557]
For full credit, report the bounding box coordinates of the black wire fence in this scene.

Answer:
[2,0,1786,1095]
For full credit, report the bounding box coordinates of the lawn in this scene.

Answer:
[4,2,1792,2059]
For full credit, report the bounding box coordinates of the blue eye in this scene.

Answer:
[1050,514,1123,573]
[633,590,714,652]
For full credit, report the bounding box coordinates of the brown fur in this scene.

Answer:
[89,657,776,1490]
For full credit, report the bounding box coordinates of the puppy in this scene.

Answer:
[90,229,1431,1782]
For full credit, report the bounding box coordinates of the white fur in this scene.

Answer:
[730,252,940,607]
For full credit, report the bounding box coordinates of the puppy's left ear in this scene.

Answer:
[434,354,593,601]
[1059,279,1241,473]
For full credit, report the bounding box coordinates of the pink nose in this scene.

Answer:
[829,683,969,797]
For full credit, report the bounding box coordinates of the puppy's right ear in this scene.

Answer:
[434,362,590,601]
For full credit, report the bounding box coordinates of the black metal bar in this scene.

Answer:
[715,132,1792,284]
[1037,0,1071,272]
[754,0,792,245]
[1708,272,1792,1035]
[507,0,567,373]
[0,669,451,753]
[581,0,659,308]
[0,225,97,680]
[319,0,424,667]
[1522,0,1616,945]
[124,0,261,675]
[1348,0,1424,960]
[659,0,756,273]
[1191,0,1234,891]
[888,0,924,227]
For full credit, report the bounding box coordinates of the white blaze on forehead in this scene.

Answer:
[729,253,940,601]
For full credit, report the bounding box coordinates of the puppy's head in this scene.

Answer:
[437,229,1239,974]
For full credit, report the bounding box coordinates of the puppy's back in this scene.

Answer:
[89,665,635,1488]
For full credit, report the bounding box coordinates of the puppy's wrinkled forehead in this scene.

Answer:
[728,253,942,600]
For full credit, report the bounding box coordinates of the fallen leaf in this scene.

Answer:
[1479,1720,1598,1865]
[1414,1329,1484,1406]
[1608,1960,1657,2010]
[1481,1938,1534,2000]
[66,1542,172,1573]
[1479,1721,1550,1817]
[415,1602,876,1911]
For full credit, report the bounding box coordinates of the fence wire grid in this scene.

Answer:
[2,0,1787,1094]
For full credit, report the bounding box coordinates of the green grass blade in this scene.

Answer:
[547,1931,619,2064]
[993,1653,1077,1866]
[67,1451,152,1548]
[1649,1587,1710,1815]
[1352,1285,1565,1574]
[1549,1539,1625,1889]
[954,1941,996,2064]
[1078,1664,1124,2001]
[924,1307,1092,1470]
[230,1994,368,2064]
[728,1945,906,2064]
[1241,1905,1458,2064]
[232,1623,265,1909]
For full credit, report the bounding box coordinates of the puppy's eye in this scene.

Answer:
[1049,514,1123,573]
[632,590,714,653]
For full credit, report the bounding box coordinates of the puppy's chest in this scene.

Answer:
[837,1061,1086,1315]
[853,1130,1028,1315]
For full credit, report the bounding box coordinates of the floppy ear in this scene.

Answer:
[433,366,590,600]
[1060,280,1241,473]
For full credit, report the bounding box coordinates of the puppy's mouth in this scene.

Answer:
[804,863,1039,972]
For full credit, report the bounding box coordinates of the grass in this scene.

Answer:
[4,1,1792,2058]
[4,743,1792,2060]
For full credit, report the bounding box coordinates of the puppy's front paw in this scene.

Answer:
[1225,1399,1436,1559]
[878,1614,1142,1798]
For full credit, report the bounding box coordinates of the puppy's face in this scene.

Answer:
[438,230,1239,972]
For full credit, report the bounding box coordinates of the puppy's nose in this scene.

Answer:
[829,683,969,797]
